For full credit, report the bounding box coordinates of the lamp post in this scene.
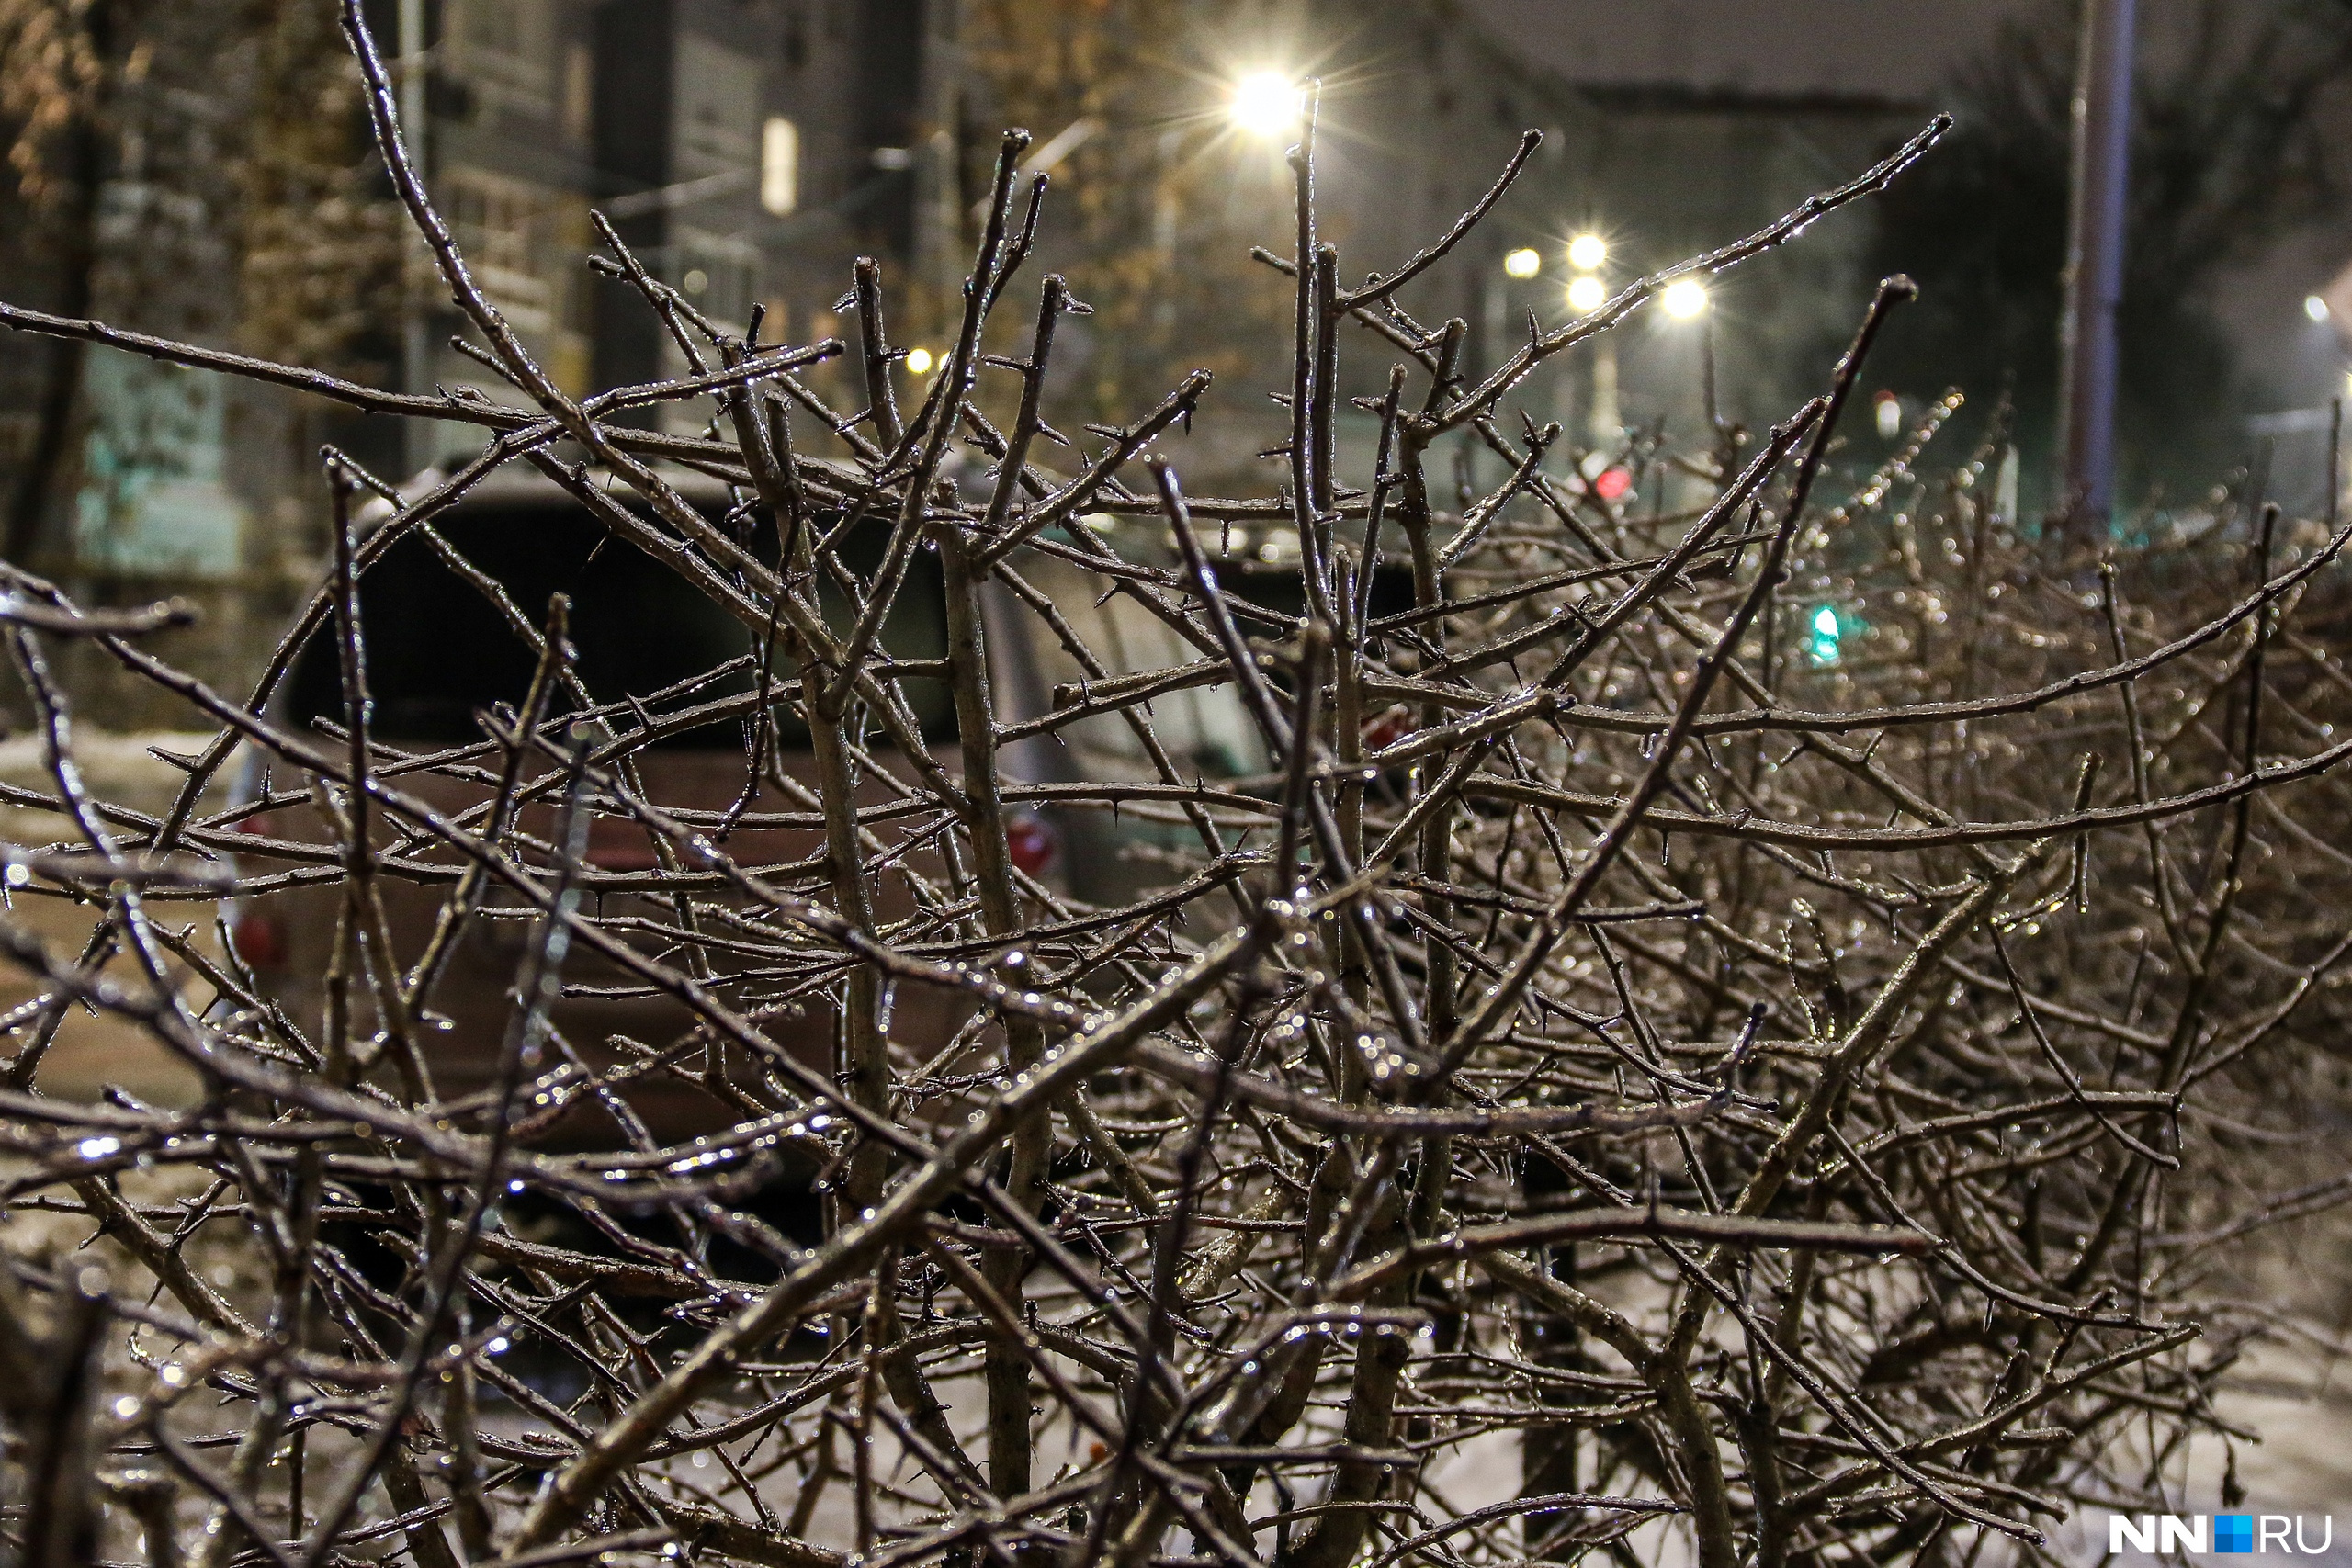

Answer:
[399,0,430,478]
[1662,279,1714,433]
[2056,0,2137,551]
[1566,235,1615,447]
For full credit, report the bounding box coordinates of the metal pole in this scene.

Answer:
[2056,0,2136,549]
[1589,338,1618,450]
[920,0,964,331]
[399,0,430,478]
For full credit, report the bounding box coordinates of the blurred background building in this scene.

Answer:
[4,0,2352,721]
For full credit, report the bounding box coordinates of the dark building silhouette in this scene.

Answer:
[395,0,934,463]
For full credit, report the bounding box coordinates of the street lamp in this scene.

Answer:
[1566,274,1606,314]
[1230,73,1304,138]
[1661,278,1708,320]
[1567,233,1607,272]
[2307,294,2331,323]
[903,347,934,376]
[1503,247,1542,279]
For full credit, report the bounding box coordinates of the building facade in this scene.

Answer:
[390,0,941,470]
[0,0,1962,723]
[0,1,948,723]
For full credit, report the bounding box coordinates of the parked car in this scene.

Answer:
[222,468,1292,1142]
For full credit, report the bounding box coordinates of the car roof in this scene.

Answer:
[355,462,742,527]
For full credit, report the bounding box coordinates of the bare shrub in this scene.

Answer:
[0,8,2348,1567]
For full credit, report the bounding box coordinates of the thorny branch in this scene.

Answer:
[0,14,2346,1567]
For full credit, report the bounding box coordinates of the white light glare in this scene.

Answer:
[1502,247,1542,279]
[1873,390,1903,441]
[903,347,935,376]
[1566,274,1606,314]
[1230,73,1304,137]
[1661,278,1709,320]
[2308,294,2331,322]
[1567,232,1607,271]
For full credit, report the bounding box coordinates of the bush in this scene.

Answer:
[0,7,2347,1567]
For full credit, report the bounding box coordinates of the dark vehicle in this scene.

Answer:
[223,470,1267,1140]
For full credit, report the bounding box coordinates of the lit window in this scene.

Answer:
[1873,390,1902,441]
[763,118,799,216]
[562,44,593,141]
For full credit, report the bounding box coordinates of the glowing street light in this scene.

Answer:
[1503,247,1542,279]
[903,347,935,376]
[2307,294,2332,323]
[1566,274,1606,314]
[1230,73,1304,138]
[1661,278,1708,320]
[1567,232,1607,272]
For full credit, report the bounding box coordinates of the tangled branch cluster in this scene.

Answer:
[0,8,2349,1567]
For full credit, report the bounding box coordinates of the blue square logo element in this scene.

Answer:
[2215,1515,2255,1553]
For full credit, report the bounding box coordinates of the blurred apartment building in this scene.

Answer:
[397,0,948,468]
[0,0,954,716]
[0,0,2017,720]
[0,0,946,558]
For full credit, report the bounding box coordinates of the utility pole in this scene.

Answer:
[2055,0,2136,552]
[918,0,965,336]
[399,0,431,479]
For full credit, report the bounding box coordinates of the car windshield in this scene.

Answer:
[285,494,956,747]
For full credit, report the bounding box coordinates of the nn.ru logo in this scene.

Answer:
[2109,1515,2335,1554]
